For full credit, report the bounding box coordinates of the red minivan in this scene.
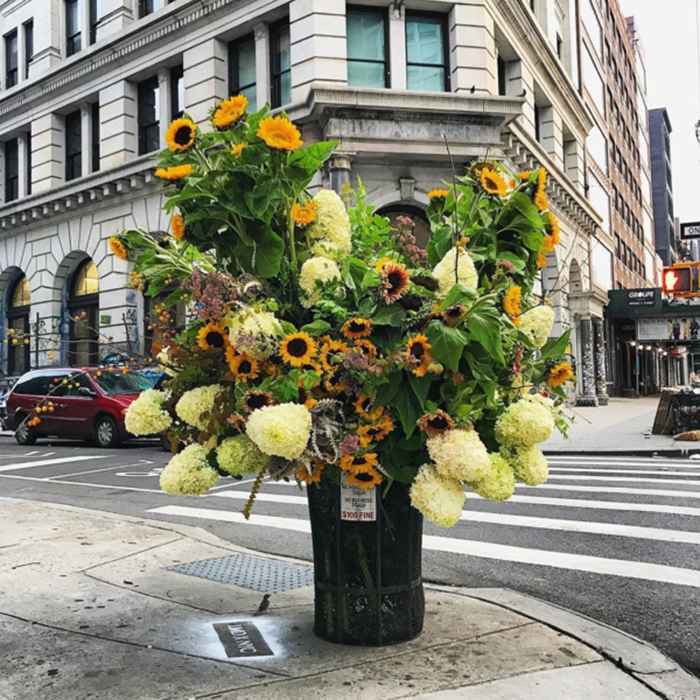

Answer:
[7,367,153,447]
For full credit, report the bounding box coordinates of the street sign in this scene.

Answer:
[681,221,700,240]
[626,289,656,306]
[662,265,693,295]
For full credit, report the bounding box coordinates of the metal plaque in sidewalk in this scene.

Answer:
[213,621,273,658]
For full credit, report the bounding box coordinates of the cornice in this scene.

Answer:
[493,0,593,137]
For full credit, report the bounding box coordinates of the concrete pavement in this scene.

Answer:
[1,497,697,700]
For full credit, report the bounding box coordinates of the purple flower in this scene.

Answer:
[340,433,360,456]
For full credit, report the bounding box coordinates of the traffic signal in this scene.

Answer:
[662,265,694,295]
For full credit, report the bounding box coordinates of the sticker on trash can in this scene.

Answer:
[340,473,377,521]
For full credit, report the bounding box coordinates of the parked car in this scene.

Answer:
[7,368,154,447]
[0,376,20,430]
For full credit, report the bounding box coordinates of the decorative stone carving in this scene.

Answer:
[576,316,598,407]
[593,317,609,406]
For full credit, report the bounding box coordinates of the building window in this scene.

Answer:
[270,19,291,108]
[405,12,448,91]
[91,102,100,172]
[497,55,506,96]
[65,0,81,56]
[534,103,541,142]
[346,7,388,88]
[26,134,32,195]
[228,35,257,109]
[138,76,160,155]
[65,110,82,181]
[89,0,100,44]
[170,65,184,119]
[68,259,99,367]
[139,0,156,18]
[556,34,563,59]
[4,138,19,202]
[7,275,30,376]
[23,21,33,79]
[5,30,18,88]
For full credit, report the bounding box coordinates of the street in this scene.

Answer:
[1,437,698,676]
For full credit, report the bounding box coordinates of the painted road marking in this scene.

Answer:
[0,455,107,473]
[520,484,700,499]
[547,475,700,486]
[505,494,700,517]
[547,458,696,467]
[148,505,700,589]
[550,468,700,476]
[0,473,162,493]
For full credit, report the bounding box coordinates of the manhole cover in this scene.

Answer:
[167,554,313,593]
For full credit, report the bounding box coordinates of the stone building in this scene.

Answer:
[0,0,605,404]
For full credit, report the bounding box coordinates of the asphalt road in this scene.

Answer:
[1,435,699,676]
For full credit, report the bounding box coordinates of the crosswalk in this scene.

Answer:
[148,453,700,590]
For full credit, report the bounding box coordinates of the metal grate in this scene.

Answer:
[167,554,313,593]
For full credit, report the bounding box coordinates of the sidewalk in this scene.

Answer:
[1,498,698,699]
[542,396,700,456]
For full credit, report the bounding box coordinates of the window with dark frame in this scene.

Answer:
[270,19,291,108]
[405,12,448,91]
[346,7,388,88]
[5,30,18,88]
[23,21,33,79]
[228,35,257,108]
[26,132,32,195]
[65,0,81,56]
[4,138,19,202]
[89,0,100,44]
[170,64,184,119]
[556,34,563,59]
[65,109,82,181]
[139,0,156,18]
[497,55,506,96]
[91,101,100,172]
[138,76,160,155]
[534,103,541,142]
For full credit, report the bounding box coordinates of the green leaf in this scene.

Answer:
[494,250,526,272]
[373,304,406,327]
[424,320,468,373]
[361,269,382,289]
[232,227,284,278]
[393,382,423,437]
[540,329,572,360]
[374,372,402,407]
[280,321,297,335]
[427,225,453,267]
[301,320,331,336]
[435,283,478,313]
[408,374,432,410]
[467,309,505,365]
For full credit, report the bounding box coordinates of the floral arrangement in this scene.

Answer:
[117,97,574,528]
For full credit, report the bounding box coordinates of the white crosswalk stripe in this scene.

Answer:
[147,454,700,589]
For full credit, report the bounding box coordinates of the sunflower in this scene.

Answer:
[297,459,324,485]
[231,144,246,157]
[347,465,382,490]
[320,340,350,371]
[354,394,384,421]
[353,339,378,360]
[536,252,547,268]
[297,386,318,410]
[503,286,522,324]
[324,368,347,394]
[341,318,372,339]
[537,168,547,189]
[291,201,317,227]
[213,95,248,129]
[518,170,533,180]
[374,256,396,273]
[480,166,508,197]
[407,334,432,375]
[109,237,128,260]
[229,353,259,382]
[544,235,556,253]
[280,332,317,367]
[534,189,548,212]
[339,452,379,473]
[357,416,395,447]
[547,211,560,245]
[442,304,466,326]
[257,115,303,150]
[428,188,449,201]
[243,390,274,413]
[417,410,455,438]
[547,361,574,387]
[381,261,411,304]
[155,164,193,180]
[197,322,228,351]
[165,118,196,152]
[171,213,185,240]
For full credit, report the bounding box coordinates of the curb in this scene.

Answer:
[451,587,700,700]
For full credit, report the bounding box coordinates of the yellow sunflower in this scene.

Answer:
[257,115,303,151]
[280,332,317,367]
[357,416,395,447]
[297,459,324,485]
[375,256,397,273]
[537,252,547,268]
[341,318,372,339]
[441,304,467,326]
[547,361,574,387]
[231,143,246,157]
[171,213,185,240]
[229,353,259,382]
[243,390,274,413]
[320,340,350,371]
[165,118,196,152]
[339,452,379,473]
[407,334,432,375]
[213,95,248,129]
[534,189,548,212]
[197,322,228,351]
[346,465,382,490]
[518,170,533,180]
[324,368,347,394]
[291,201,317,227]
[417,410,455,438]
[381,261,411,304]
[109,237,128,261]
[503,286,522,324]
[537,167,547,189]
[297,386,318,410]
[353,339,378,360]
[428,188,449,201]
[480,166,508,197]
[154,164,193,180]
[354,394,384,421]
[544,235,556,253]
[547,211,560,245]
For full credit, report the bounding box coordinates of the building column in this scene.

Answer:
[539,105,564,169]
[183,38,227,127]
[564,138,585,192]
[80,103,92,176]
[329,152,353,195]
[577,316,599,406]
[29,0,62,76]
[99,80,137,169]
[31,114,63,193]
[506,60,535,135]
[593,317,609,406]
[96,0,134,42]
[253,23,270,111]
[157,68,170,145]
[388,2,407,90]
[449,2,497,95]
[289,0,347,104]
[17,133,28,199]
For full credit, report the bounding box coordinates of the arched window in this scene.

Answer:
[68,259,99,366]
[376,204,431,249]
[7,275,30,375]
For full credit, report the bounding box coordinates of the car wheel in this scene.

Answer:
[14,415,37,446]
[95,415,121,448]
[160,433,172,452]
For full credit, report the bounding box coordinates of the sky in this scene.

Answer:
[620,0,700,224]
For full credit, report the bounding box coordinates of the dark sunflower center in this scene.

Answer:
[328,372,342,387]
[367,427,382,437]
[446,307,462,318]
[349,321,367,333]
[428,416,448,429]
[206,331,225,348]
[174,126,192,146]
[361,398,372,412]
[485,176,497,189]
[246,394,268,409]
[287,338,308,357]
[298,387,308,402]
[239,360,252,374]
[411,343,425,360]
[352,457,367,466]
[354,472,374,482]
[387,272,402,291]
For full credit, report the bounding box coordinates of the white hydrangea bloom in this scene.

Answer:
[306,189,352,256]
[469,453,516,501]
[519,306,555,348]
[502,446,549,486]
[427,429,490,482]
[216,435,267,475]
[410,464,465,528]
[175,385,223,431]
[160,444,219,495]
[125,389,172,436]
[245,403,312,460]
[495,400,555,448]
[432,247,478,297]
[299,256,342,307]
